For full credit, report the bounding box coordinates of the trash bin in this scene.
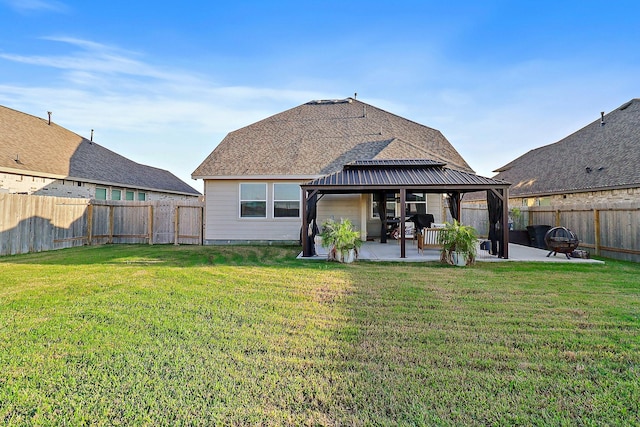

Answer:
[526,225,552,249]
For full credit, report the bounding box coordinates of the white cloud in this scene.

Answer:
[0,36,330,192]
[0,36,324,133]
[1,0,68,13]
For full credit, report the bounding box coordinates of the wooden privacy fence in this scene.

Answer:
[0,194,204,256]
[524,204,640,262]
[461,202,640,262]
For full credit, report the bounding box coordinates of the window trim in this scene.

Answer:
[239,182,267,219]
[371,192,428,219]
[272,183,301,219]
[95,187,107,200]
[111,188,122,201]
[371,193,398,219]
[405,191,428,216]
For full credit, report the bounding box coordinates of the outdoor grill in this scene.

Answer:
[544,227,580,259]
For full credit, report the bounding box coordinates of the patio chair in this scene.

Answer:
[391,222,416,245]
[417,227,443,254]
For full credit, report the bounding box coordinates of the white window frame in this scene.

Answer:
[371,193,397,219]
[95,187,107,200]
[239,183,267,219]
[272,183,301,219]
[371,192,428,218]
[405,191,428,216]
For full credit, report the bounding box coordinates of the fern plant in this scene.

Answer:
[319,218,363,262]
[438,220,478,265]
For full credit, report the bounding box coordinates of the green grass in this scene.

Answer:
[0,245,638,426]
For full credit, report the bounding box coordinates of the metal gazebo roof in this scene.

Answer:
[300,160,511,259]
[302,160,510,192]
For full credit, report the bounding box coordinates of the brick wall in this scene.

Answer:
[0,172,198,201]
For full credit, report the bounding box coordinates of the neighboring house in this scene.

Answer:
[487,98,640,207]
[192,97,510,251]
[1,105,201,201]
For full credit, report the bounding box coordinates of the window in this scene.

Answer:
[138,192,146,201]
[372,192,427,218]
[95,187,107,200]
[240,183,266,218]
[405,192,427,216]
[372,193,396,218]
[111,189,122,200]
[273,183,300,218]
[125,190,134,200]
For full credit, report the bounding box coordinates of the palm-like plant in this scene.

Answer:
[438,220,478,265]
[319,218,363,262]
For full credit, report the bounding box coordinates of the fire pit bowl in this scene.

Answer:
[544,227,579,259]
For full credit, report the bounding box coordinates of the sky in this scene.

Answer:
[1,0,639,193]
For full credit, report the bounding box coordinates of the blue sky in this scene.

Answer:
[1,0,639,192]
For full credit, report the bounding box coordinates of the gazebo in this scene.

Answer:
[300,160,511,259]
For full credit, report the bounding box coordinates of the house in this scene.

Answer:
[0,105,201,201]
[488,98,640,207]
[192,98,510,257]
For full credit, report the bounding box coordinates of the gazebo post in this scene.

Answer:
[379,191,388,243]
[400,188,406,258]
[301,189,309,257]
[502,187,510,259]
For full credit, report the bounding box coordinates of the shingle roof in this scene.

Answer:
[0,105,200,195]
[491,98,640,197]
[192,98,474,178]
[303,159,508,191]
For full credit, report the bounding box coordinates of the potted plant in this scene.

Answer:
[438,220,478,266]
[508,207,531,245]
[319,218,363,263]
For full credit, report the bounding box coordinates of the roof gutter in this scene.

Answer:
[508,183,640,199]
[192,174,320,180]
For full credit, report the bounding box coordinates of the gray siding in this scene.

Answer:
[317,194,362,230]
[204,179,304,242]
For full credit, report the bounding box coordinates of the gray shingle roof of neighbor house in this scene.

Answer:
[0,105,201,196]
[192,98,475,178]
[490,98,640,198]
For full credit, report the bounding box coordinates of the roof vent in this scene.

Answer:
[47,111,52,125]
[307,99,352,105]
[600,112,605,126]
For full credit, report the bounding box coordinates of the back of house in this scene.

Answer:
[192,97,504,244]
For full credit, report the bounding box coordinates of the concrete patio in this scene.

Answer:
[299,240,604,264]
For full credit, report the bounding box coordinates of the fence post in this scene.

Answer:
[108,205,114,244]
[87,203,93,245]
[200,206,204,245]
[555,209,561,227]
[174,206,180,245]
[594,209,600,256]
[148,205,154,245]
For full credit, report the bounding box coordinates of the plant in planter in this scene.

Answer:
[438,220,478,266]
[319,218,363,263]
[509,207,523,231]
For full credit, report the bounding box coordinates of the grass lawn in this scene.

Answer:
[0,245,638,426]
